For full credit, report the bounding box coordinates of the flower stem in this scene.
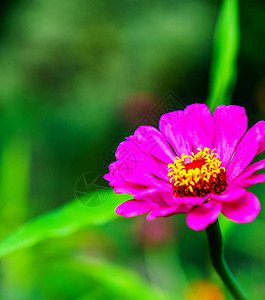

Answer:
[205,220,249,300]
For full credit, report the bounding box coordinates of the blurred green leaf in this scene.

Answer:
[207,0,240,111]
[0,191,129,259]
[228,219,265,261]
[0,135,31,229]
[218,214,235,240]
[75,256,173,300]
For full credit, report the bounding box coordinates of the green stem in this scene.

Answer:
[205,220,248,300]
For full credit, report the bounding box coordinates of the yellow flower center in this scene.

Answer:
[167,147,227,197]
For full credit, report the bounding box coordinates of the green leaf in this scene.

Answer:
[0,190,130,259]
[228,220,265,261]
[207,0,240,111]
[218,214,235,240]
[74,256,173,300]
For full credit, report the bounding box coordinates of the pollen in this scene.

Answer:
[167,147,227,197]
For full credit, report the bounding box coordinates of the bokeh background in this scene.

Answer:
[0,0,265,299]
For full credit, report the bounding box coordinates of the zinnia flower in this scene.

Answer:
[104,104,265,230]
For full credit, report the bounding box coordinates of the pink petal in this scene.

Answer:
[114,185,159,198]
[228,174,265,190]
[177,195,209,206]
[213,105,247,168]
[104,140,172,197]
[211,188,246,202]
[221,191,261,223]
[111,142,153,185]
[226,122,265,182]
[115,200,159,218]
[128,175,171,193]
[132,125,175,164]
[256,121,265,154]
[138,192,176,206]
[113,178,171,197]
[146,204,190,220]
[229,159,265,183]
[104,160,154,190]
[115,140,169,183]
[186,201,222,231]
[183,104,214,150]
[159,110,192,156]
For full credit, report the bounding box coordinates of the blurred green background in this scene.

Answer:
[0,0,265,299]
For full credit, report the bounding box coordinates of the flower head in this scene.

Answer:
[104,104,265,230]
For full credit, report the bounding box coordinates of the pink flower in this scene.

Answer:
[104,104,265,230]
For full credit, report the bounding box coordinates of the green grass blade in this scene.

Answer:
[0,191,129,259]
[206,0,240,111]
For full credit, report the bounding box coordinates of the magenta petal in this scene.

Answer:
[229,174,265,190]
[256,121,265,154]
[114,185,159,198]
[238,174,265,186]
[221,191,261,223]
[183,104,214,150]
[159,110,192,156]
[186,201,222,231]
[229,159,265,184]
[105,140,172,197]
[211,188,246,202]
[109,143,153,186]
[137,192,173,206]
[115,200,159,218]
[132,125,175,164]
[226,122,265,182]
[146,205,189,220]
[177,195,209,206]
[213,105,247,168]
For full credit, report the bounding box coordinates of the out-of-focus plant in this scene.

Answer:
[0,0,263,299]
[0,191,128,259]
[206,0,240,111]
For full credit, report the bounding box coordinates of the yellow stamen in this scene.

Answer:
[168,147,227,197]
